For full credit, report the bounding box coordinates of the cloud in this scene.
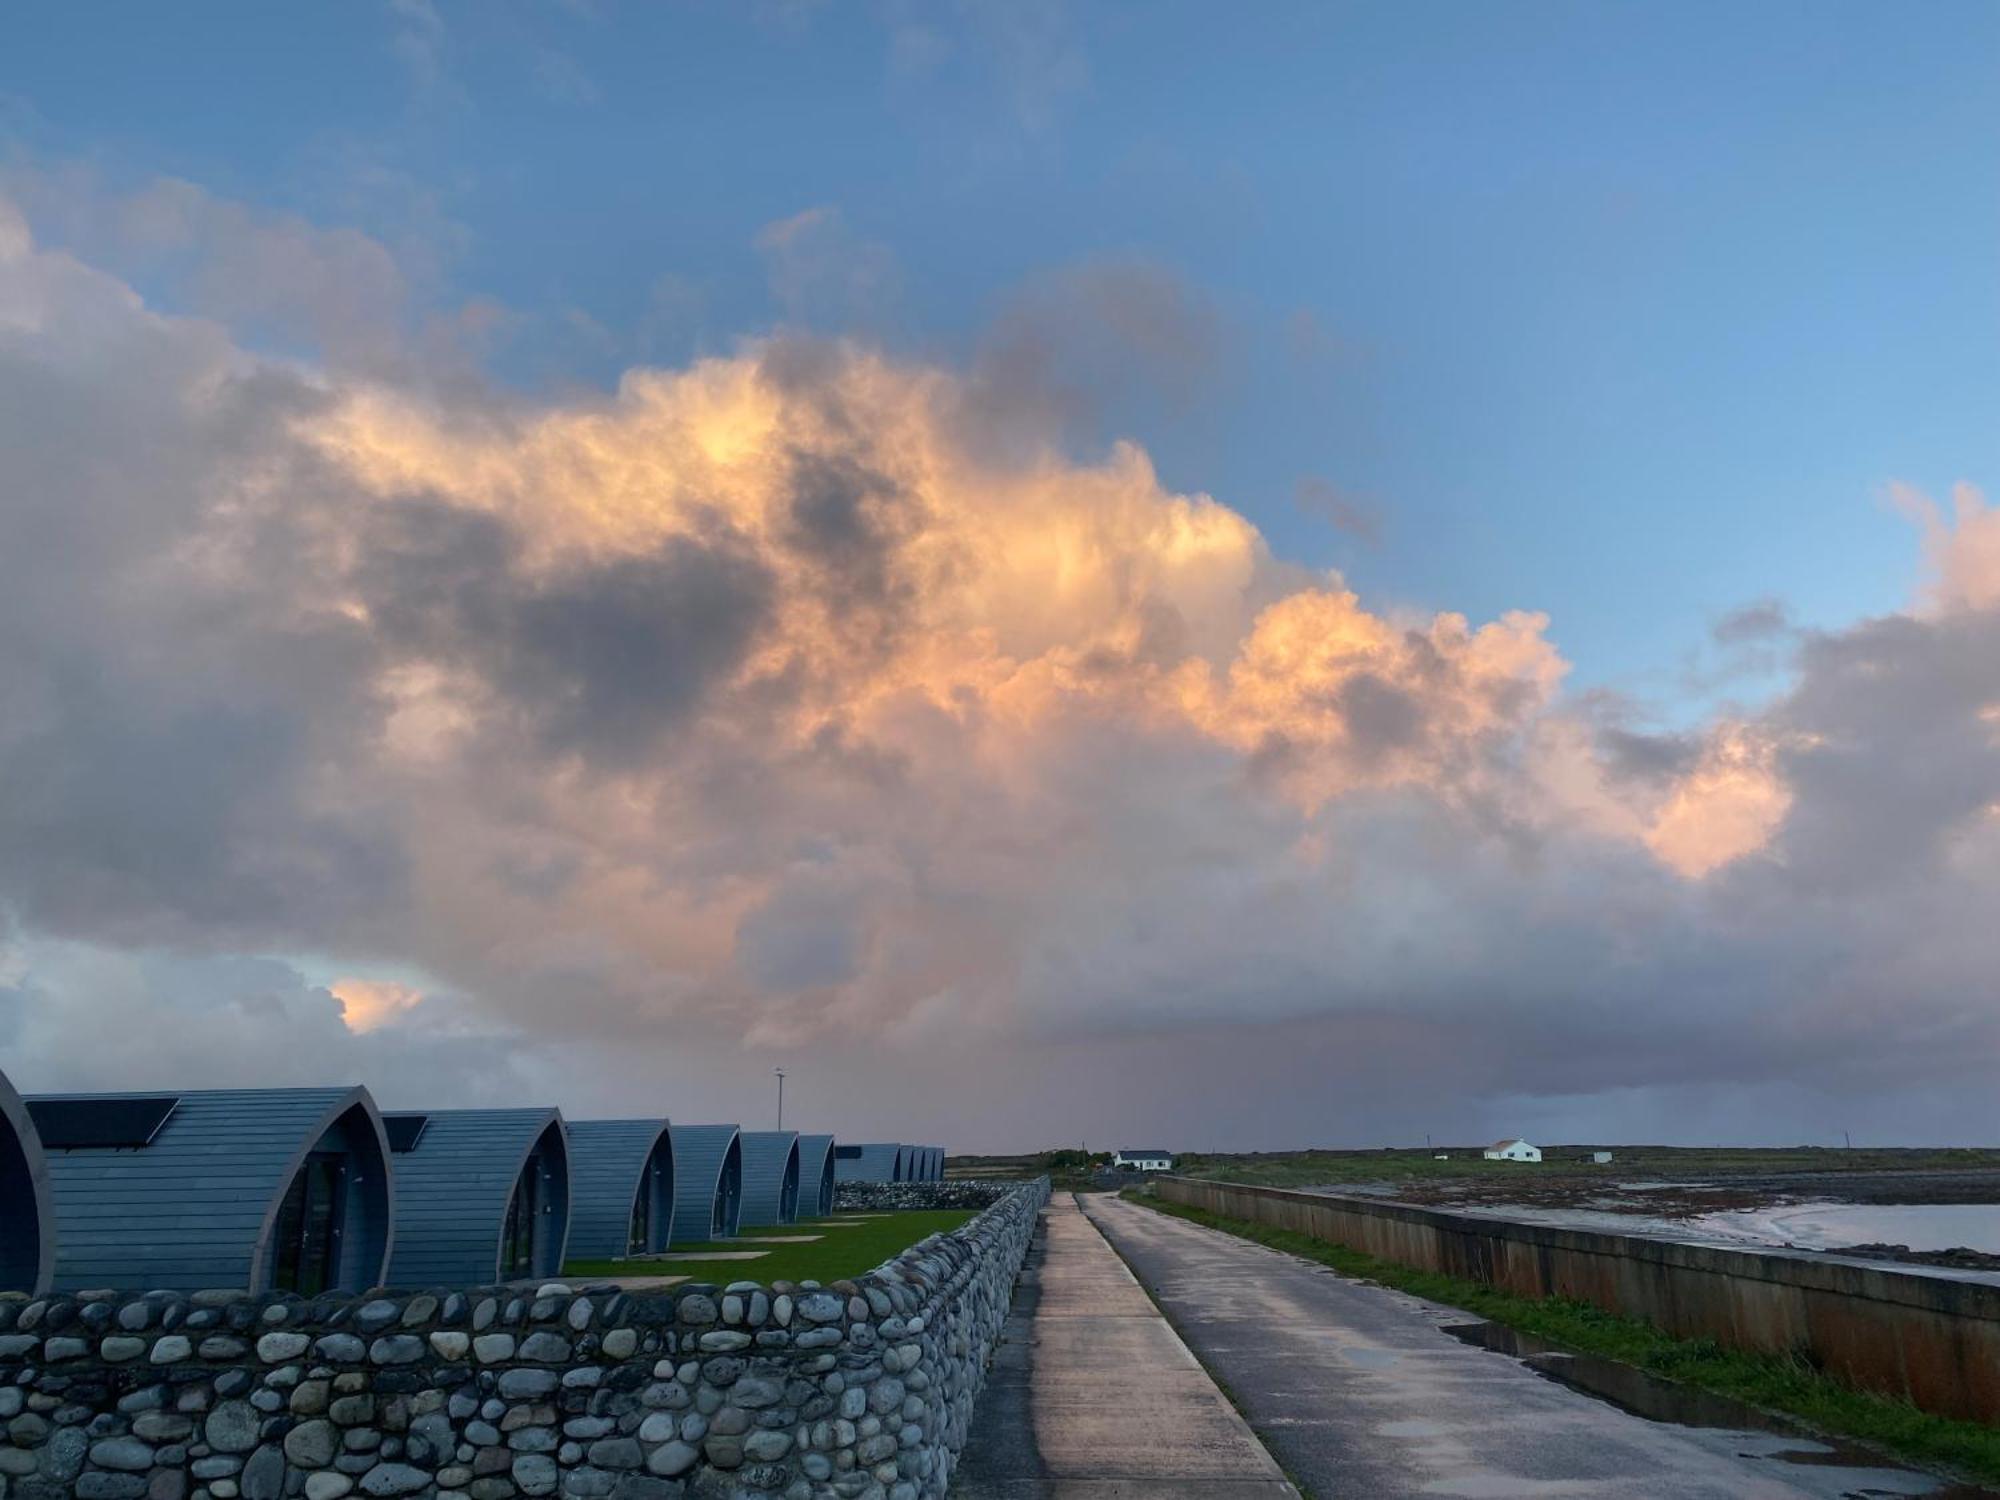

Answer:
[1894,481,2000,614]
[1711,597,1791,646]
[1294,475,1384,547]
[5,187,2000,1144]
[753,207,901,333]
[330,977,427,1033]
[956,260,1227,461]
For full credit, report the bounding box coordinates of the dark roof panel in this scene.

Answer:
[27,1096,179,1149]
[384,1115,430,1154]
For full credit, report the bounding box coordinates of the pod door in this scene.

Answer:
[265,1101,391,1295]
[501,1125,570,1279]
[628,1133,675,1255]
[712,1136,742,1238]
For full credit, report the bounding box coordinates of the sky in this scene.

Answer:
[1,2,1997,1151]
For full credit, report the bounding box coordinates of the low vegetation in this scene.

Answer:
[1172,1144,2000,1189]
[563,1209,976,1286]
[1125,1190,2000,1486]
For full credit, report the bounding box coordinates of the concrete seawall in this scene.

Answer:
[1156,1176,2000,1425]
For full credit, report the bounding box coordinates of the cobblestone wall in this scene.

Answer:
[828,1186,1001,1215]
[0,1181,1048,1500]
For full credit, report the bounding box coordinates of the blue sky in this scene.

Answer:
[11,0,1994,708]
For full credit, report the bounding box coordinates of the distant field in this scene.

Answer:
[1171,1145,2000,1189]
[563,1210,975,1285]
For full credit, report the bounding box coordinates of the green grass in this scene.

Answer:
[1125,1190,2000,1486]
[563,1210,976,1286]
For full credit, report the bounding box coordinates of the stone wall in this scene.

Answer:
[0,1180,1049,1500]
[828,1186,1003,1215]
[1157,1175,2000,1424]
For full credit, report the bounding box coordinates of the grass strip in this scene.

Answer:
[1123,1190,2000,1486]
[565,1209,976,1286]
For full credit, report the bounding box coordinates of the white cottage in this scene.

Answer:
[1114,1148,1176,1172]
[1482,1138,1542,1163]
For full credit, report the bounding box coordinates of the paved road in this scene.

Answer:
[952,1192,1298,1499]
[1082,1193,1977,1500]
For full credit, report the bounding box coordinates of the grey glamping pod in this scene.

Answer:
[738,1131,801,1228]
[565,1119,676,1261]
[795,1134,838,1217]
[895,1145,917,1181]
[33,1087,394,1295]
[670,1125,742,1241]
[0,1065,54,1295]
[834,1142,902,1183]
[383,1109,570,1284]
[929,1146,946,1180]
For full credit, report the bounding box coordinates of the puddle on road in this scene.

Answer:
[1441,1322,1996,1497]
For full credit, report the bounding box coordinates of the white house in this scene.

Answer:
[1113,1148,1175,1172]
[1482,1139,1542,1163]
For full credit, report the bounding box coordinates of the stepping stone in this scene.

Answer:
[734,1234,823,1243]
[659,1250,771,1261]
[608,1274,690,1290]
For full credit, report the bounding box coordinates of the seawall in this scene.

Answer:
[0,1179,1049,1500]
[1156,1176,2000,1424]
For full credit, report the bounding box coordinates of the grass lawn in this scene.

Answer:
[564,1210,976,1286]
[1125,1191,2000,1486]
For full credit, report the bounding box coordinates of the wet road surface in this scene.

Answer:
[952,1191,1298,1498]
[1081,1192,1981,1499]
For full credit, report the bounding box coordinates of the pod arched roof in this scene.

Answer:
[565,1119,674,1260]
[36,1087,392,1293]
[0,1064,53,1295]
[738,1131,800,1227]
[670,1125,740,1241]
[795,1134,837,1217]
[383,1108,568,1284]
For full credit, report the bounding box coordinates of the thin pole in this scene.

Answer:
[774,1067,786,1130]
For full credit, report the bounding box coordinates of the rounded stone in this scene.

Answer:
[204,1401,260,1455]
[644,1442,698,1479]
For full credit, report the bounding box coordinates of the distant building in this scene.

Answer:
[1590,1150,1614,1164]
[1114,1149,1175,1172]
[834,1143,904,1184]
[1482,1139,1542,1163]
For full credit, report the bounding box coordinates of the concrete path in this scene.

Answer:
[1083,1193,1975,1499]
[953,1192,1299,1499]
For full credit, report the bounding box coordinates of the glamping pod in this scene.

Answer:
[931,1147,947,1180]
[795,1134,838,1217]
[671,1126,743,1242]
[834,1142,902,1184]
[383,1109,570,1285]
[565,1120,676,1262]
[738,1132,801,1228]
[34,1088,393,1294]
[895,1145,918,1182]
[0,1065,53,1295]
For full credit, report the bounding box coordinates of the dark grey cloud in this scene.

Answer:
[352,499,774,767]
[1294,475,1384,547]
[1712,596,1792,645]
[953,259,1228,461]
